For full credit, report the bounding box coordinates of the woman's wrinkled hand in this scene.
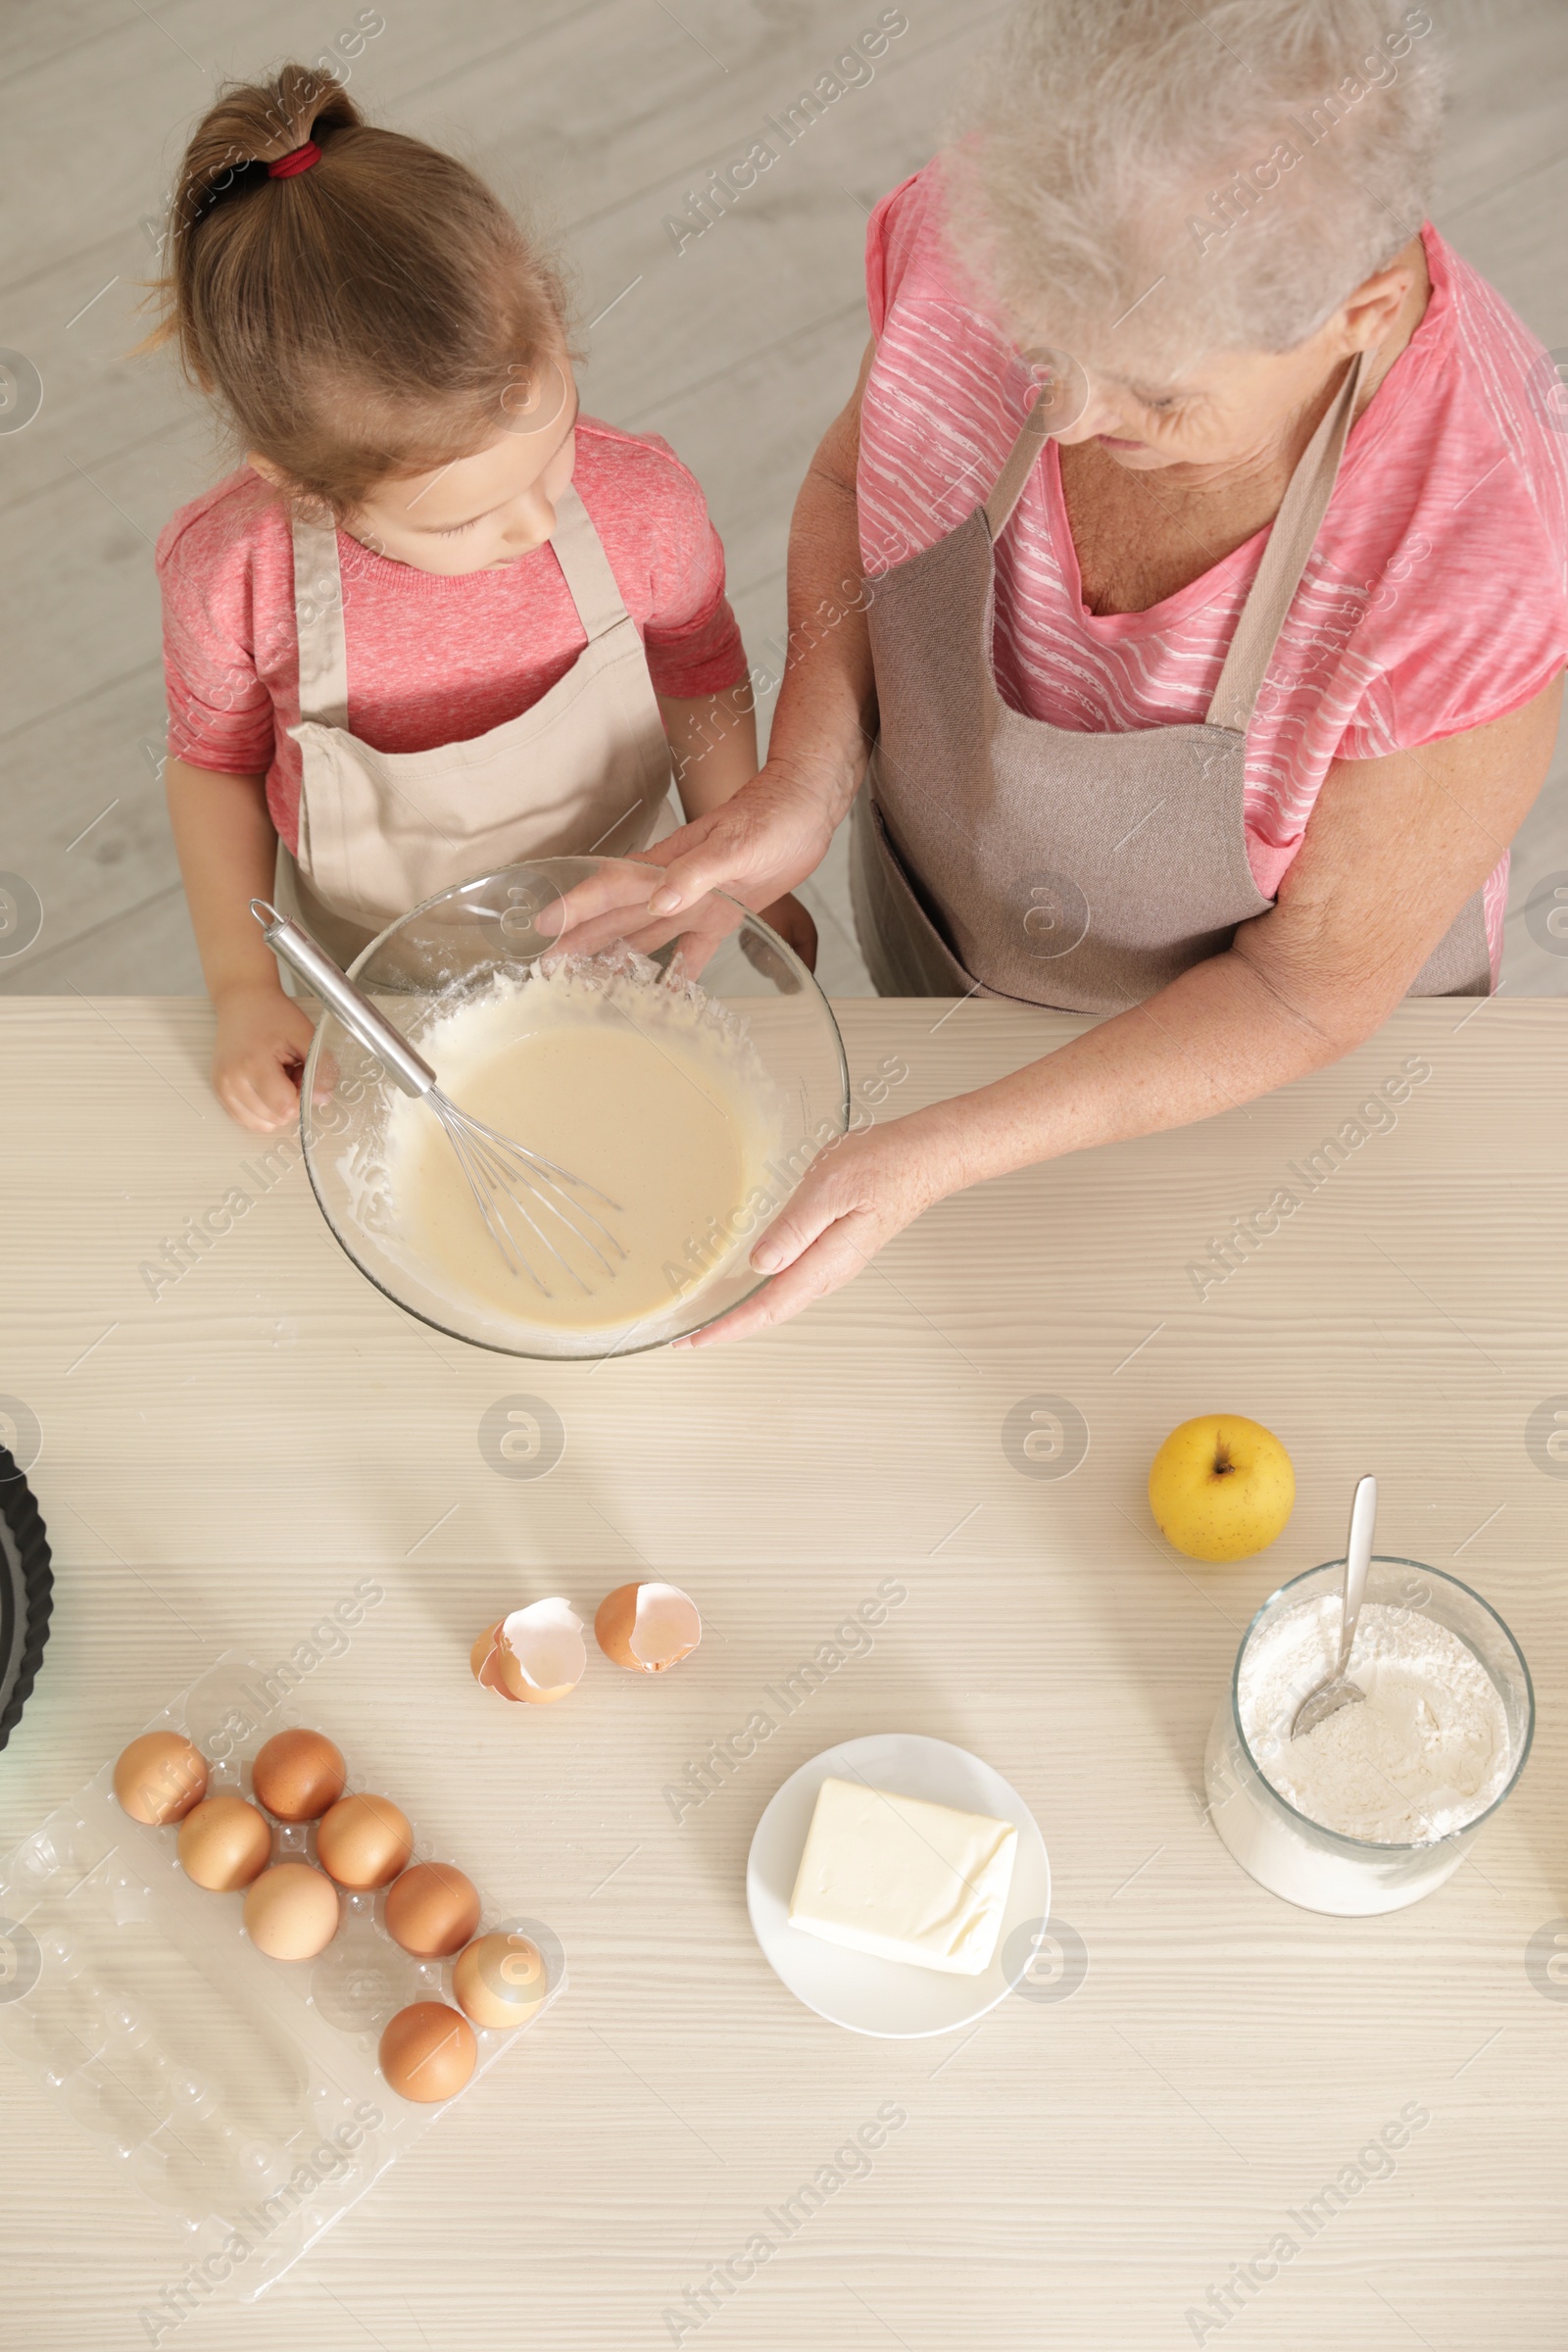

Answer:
[672,1112,959,1349]
[537,761,839,959]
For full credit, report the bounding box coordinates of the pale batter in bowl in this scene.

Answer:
[382,956,788,1345]
[299,858,850,1359]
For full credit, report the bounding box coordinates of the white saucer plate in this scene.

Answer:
[746,1732,1052,2037]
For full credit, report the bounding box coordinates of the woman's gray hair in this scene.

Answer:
[942,0,1446,373]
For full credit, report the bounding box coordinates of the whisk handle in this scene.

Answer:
[249,900,437,1099]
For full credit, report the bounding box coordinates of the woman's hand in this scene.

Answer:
[539,760,839,958]
[673,1111,961,1349]
[645,759,839,919]
[673,676,1568,1352]
[212,983,318,1132]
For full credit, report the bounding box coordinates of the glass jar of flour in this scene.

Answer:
[1203,1556,1533,1916]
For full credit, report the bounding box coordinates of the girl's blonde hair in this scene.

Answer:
[144,64,571,514]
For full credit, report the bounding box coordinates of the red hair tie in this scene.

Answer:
[268,141,320,179]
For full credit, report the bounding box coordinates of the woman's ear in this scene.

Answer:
[1339,249,1419,351]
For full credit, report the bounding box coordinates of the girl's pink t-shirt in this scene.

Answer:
[858,168,1568,970]
[158,416,748,856]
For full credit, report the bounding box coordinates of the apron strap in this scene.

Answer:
[981,348,1367,735]
[289,482,633,731]
[984,395,1054,540]
[1203,348,1364,733]
[548,483,635,643]
[290,508,350,731]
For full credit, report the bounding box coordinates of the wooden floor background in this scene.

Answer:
[0,0,1565,1002]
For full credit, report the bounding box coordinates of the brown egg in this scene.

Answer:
[379,2002,477,2103]
[316,1794,414,1890]
[243,1861,340,1960]
[594,1581,702,1674]
[177,1795,273,1891]
[384,1863,481,1959]
[252,1729,346,1823]
[114,1732,209,1827]
[453,1932,549,2032]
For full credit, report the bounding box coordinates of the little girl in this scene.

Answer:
[150,64,812,1134]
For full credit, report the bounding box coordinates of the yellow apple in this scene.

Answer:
[1148,1414,1295,1562]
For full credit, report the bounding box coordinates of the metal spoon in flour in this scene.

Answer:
[1291,1474,1378,1740]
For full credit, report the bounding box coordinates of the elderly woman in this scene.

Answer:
[576,0,1567,1343]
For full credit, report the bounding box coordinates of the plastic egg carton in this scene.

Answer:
[0,1652,564,2301]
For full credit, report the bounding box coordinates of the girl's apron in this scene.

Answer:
[851,351,1490,1008]
[274,482,674,967]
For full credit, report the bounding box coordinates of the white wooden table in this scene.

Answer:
[1,995,1564,2351]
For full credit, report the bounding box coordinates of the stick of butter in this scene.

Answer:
[788,1777,1017,1976]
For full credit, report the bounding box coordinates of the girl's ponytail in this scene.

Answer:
[149,66,363,385]
[143,66,569,515]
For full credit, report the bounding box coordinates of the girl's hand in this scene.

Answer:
[212,984,318,1132]
[673,1113,959,1350]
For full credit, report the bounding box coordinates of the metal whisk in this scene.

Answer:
[252,900,627,1298]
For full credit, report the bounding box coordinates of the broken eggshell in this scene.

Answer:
[469,1621,516,1702]
[594,1581,702,1675]
[471,1598,586,1704]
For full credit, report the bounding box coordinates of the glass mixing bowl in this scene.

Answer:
[297,858,850,1359]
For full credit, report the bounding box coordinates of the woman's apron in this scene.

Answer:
[274,482,674,967]
[851,351,1490,1008]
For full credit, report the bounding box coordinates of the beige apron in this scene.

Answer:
[276,482,673,967]
[851,351,1490,1008]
